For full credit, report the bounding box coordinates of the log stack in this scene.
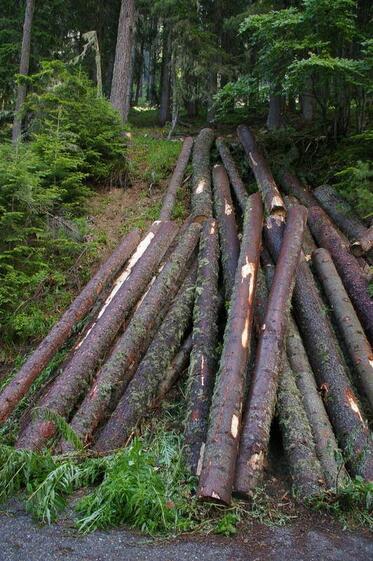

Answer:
[1,127,372,512]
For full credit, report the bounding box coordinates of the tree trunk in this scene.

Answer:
[212,165,240,301]
[234,206,308,498]
[159,28,171,126]
[191,128,215,220]
[110,0,135,123]
[160,137,193,220]
[197,193,263,505]
[184,219,220,474]
[263,219,373,480]
[283,195,317,259]
[266,94,283,130]
[12,0,35,143]
[237,125,285,216]
[261,255,350,490]
[301,79,315,122]
[307,206,373,344]
[313,248,373,410]
[216,138,248,211]
[58,223,201,449]
[351,227,373,257]
[313,184,373,265]
[0,229,141,423]
[16,221,178,451]
[93,268,197,452]
[279,172,373,343]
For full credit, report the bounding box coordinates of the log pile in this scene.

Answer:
[1,126,372,509]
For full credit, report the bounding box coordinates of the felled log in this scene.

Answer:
[254,267,325,497]
[160,136,193,220]
[57,223,201,448]
[313,184,367,242]
[184,219,220,474]
[351,227,373,258]
[93,268,196,452]
[307,206,373,344]
[284,195,317,260]
[16,221,179,450]
[197,192,263,505]
[212,165,240,300]
[264,220,373,480]
[237,125,285,216]
[234,206,308,498]
[277,169,316,207]
[279,172,373,344]
[261,255,349,489]
[0,229,141,423]
[216,137,248,210]
[313,248,373,411]
[191,128,215,220]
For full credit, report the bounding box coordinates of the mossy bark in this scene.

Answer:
[191,128,215,220]
[234,206,308,498]
[160,137,194,220]
[216,138,248,210]
[261,256,349,490]
[313,248,373,411]
[184,219,220,474]
[0,229,141,424]
[278,172,373,343]
[197,193,263,505]
[351,227,373,258]
[212,165,240,301]
[58,223,201,448]
[237,125,285,217]
[264,217,373,481]
[313,185,367,242]
[93,269,196,452]
[307,206,373,344]
[16,221,179,451]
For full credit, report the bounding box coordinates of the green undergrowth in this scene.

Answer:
[128,131,182,186]
[0,400,371,536]
[0,426,292,535]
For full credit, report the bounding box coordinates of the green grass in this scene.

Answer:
[128,131,182,185]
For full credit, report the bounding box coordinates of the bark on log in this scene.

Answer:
[307,206,373,345]
[351,227,373,258]
[277,170,316,207]
[212,165,240,300]
[313,184,367,242]
[312,248,373,411]
[191,128,215,220]
[197,193,263,505]
[93,269,196,452]
[254,267,325,497]
[184,219,220,474]
[279,172,373,344]
[234,206,308,498]
[160,137,194,220]
[264,219,373,480]
[284,195,317,260]
[58,223,201,448]
[15,221,178,450]
[0,229,141,424]
[261,256,349,490]
[237,125,285,216]
[314,184,373,264]
[216,138,248,210]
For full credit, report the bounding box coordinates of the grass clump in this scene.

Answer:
[129,132,182,186]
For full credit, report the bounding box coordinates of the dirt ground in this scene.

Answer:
[0,501,372,561]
